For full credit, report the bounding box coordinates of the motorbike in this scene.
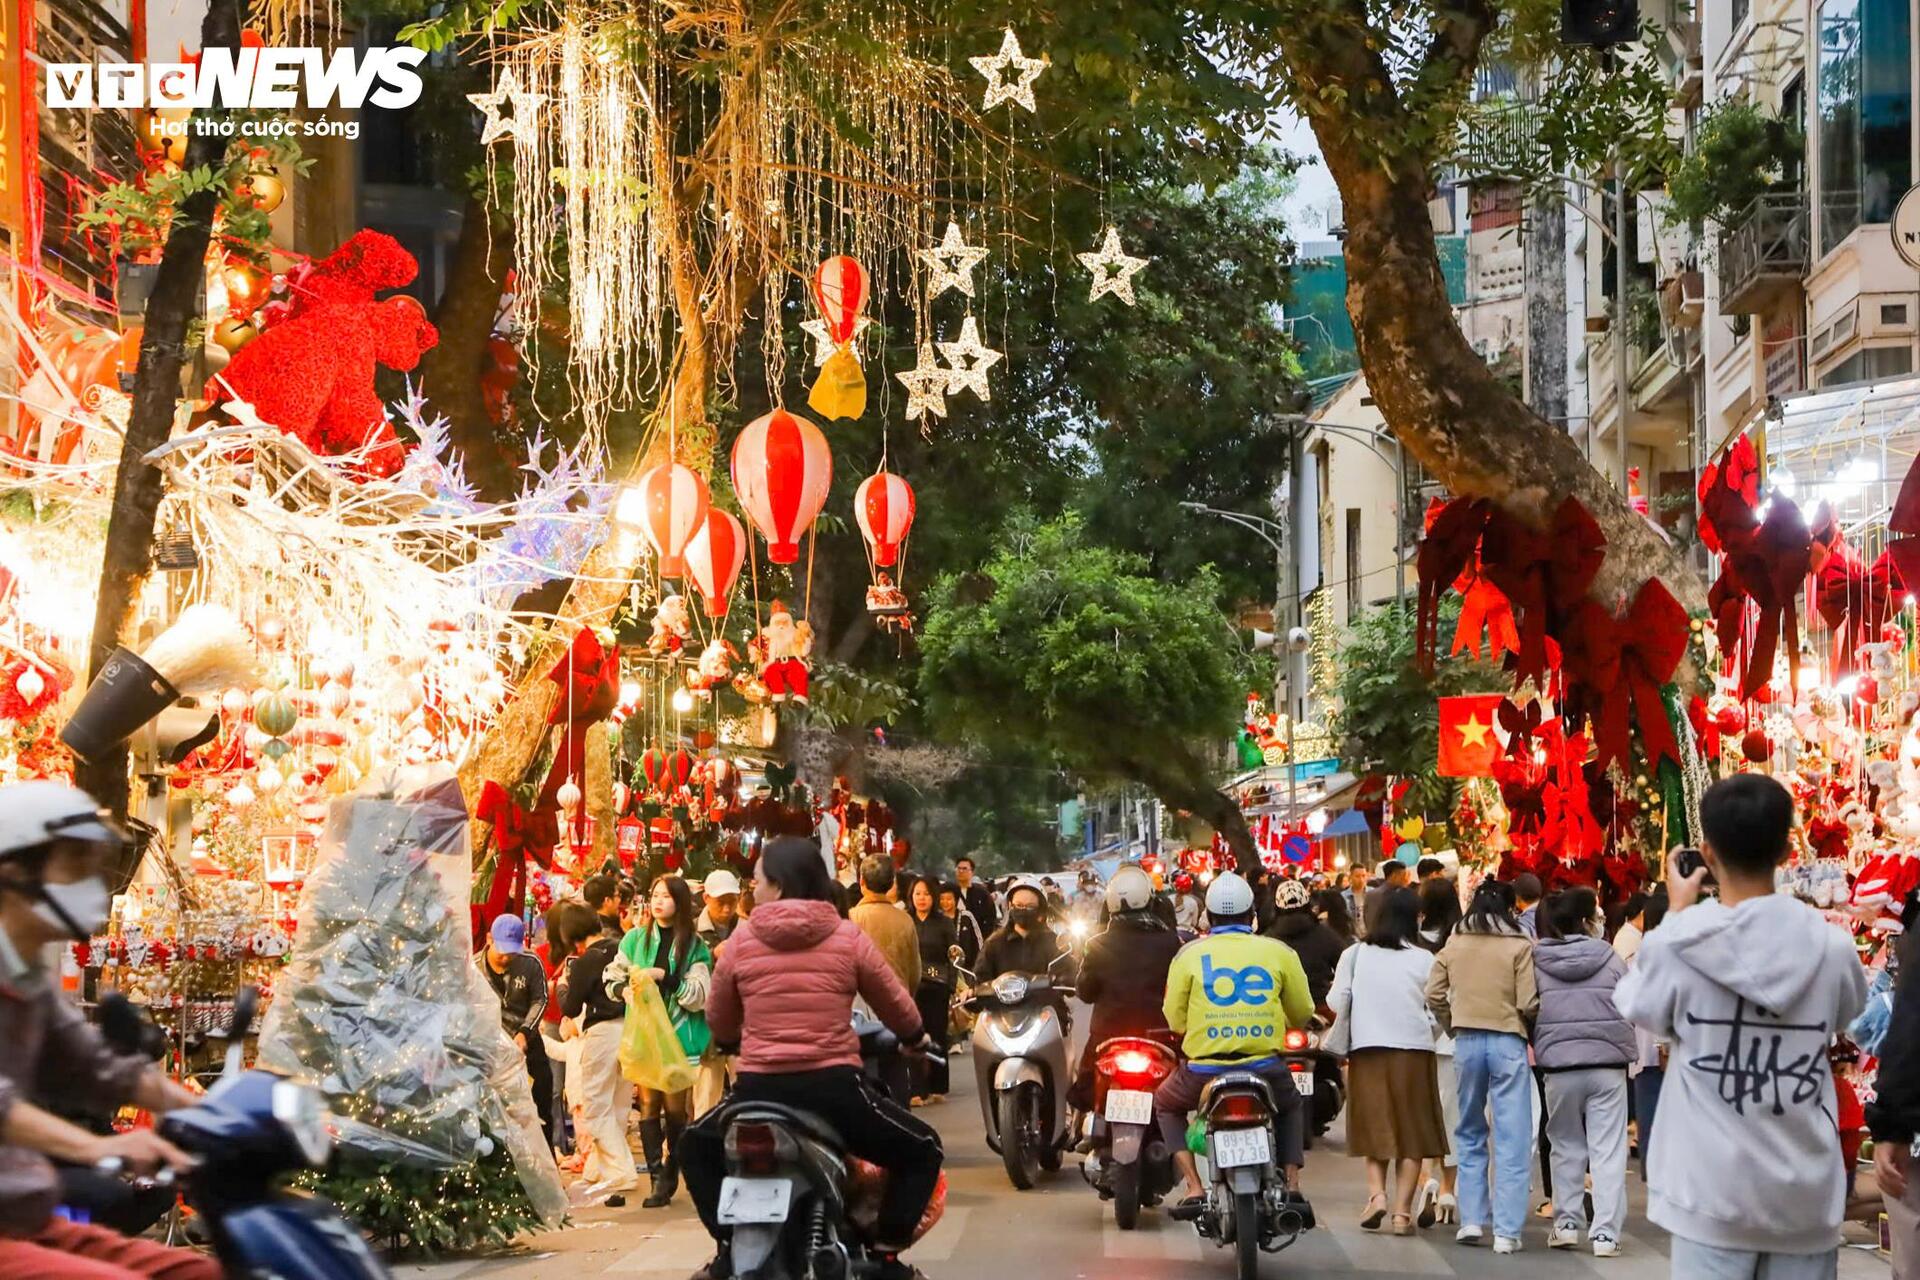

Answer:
[1078,1032,1180,1229]
[109,986,391,1279]
[1279,1021,1344,1146]
[697,1023,925,1280]
[1173,1071,1309,1280]
[957,950,1074,1190]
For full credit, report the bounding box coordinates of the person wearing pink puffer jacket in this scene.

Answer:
[680,837,940,1280]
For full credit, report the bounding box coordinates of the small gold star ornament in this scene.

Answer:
[918,222,989,299]
[468,68,545,147]
[937,316,1003,402]
[896,343,950,421]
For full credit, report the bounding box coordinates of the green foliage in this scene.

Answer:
[298,1140,546,1257]
[1664,98,1802,230]
[1330,600,1501,816]
[803,662,910,732]
[918,517,1248,803]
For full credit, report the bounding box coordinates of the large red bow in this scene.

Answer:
[1718,497,1811,699]
[1416,497,1494,673]
[1697,434,1760,555]
[473,779,558,935]
[1479,498,1606,686]
[1816,539,1899,670]
[1558,579,1688,771]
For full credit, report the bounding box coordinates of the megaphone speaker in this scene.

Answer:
[59,648,182,762]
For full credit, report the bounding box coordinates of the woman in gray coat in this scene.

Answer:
[1533,887,1636,1259]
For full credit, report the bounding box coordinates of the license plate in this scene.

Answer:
[717,1176,792,1224]
[1289,1066,1312,1093]
[1105,1088,1154,1124]
[1212,1125,1272,1169]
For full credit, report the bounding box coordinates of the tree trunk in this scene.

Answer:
[75,0,245,819]
[1124,746,1259,877]
[420,193,516,500]
[1286,14,1703,613]
[1183,782,1259,878]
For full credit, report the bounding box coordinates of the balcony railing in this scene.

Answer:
[1718,193,1808,315]
[1450,99,1540,182]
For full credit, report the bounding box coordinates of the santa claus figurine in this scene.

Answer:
[648,594,692,656]
[686,637,739,696]
[755,601,814,704]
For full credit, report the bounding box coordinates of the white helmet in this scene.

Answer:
[1105,865,1153,913]
[1273,877,1311,911]
[0,781,122,861]
[1205,871,1255,919]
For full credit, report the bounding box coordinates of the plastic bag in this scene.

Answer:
[620,977,698,1092]
[258,770,566,1225]
[846,1161,946,1245]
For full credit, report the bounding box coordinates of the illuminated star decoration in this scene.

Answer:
[800,316,872,367]
[918,222,989,300]
[937,316,1002,402]
[1077,224,1149,305]
[468,68,546,147]
[896,343,950,421]
[970,27,1047,113]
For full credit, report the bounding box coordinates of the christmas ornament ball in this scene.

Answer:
[1741,729,1772,764]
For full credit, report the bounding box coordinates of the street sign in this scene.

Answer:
[1894,184,1920,270]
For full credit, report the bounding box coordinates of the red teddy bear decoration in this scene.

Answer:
[211,230,438,478]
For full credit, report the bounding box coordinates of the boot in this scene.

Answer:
[644,1117,685,1207]
[638,1117,665,1179]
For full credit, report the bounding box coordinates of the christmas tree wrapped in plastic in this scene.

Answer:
[259,769,566,1250]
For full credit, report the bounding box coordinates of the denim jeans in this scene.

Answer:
[1453,1028,1533,1239]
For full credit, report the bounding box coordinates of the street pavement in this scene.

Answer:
[408,1058,1891,1280]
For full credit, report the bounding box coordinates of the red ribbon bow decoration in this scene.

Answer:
[1697,434,1760,555]
[1558,579,1689,772]
[1479,498,1606,687]
[1416,497,1494,674]
[1816,539,1899,671]
[1496,698,1546,756]
[1718,497,1812,700]
[473,779,558,935]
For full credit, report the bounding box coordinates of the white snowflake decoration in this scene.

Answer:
[937,316,1003,402]
[970,28,1047,113]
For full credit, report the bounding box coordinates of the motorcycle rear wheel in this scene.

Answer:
[1233,1190,1261,1280]
[999,1087,1042,1190]
[1112,1160,1141,1230]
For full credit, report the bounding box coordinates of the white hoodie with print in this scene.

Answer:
[1615,893,1867,1254]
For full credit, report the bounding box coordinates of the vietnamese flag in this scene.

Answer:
[1438,693,1505,777]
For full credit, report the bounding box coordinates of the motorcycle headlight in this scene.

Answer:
[992,974,1030,1004]
[271,1080,333,1168]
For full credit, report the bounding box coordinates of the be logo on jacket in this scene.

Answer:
[1164,931,1314,1063]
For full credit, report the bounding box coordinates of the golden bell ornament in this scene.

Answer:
[241,170,285,213]
[212,316,258,354]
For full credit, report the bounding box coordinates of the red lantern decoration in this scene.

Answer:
[854,470,916,567]
[812,256,868,345]
[634,461,711,578]
[684,509,747,617]
[731,408,832,564]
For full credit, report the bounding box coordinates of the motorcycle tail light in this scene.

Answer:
[1114,1049,1153,1075]
[1097,1037,1176,1086]
[1211,1094,1269,1127]
[729,1122,780,1175]
[1283,1029,1310,1052]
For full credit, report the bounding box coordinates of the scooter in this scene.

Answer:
[697,1026,931,1280]
[1079,1032,1180,1229]
[957,950,1074,1190]
[1279,1021,1345,1146]
[1173,1071,1309,1280]
[134,987,392,1278]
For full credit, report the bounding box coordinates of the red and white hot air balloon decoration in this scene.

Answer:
[807,256,869,421]
[684,508,747,617]
[633,461,710,578]
[855,470,916,567]
[731,408,832,565]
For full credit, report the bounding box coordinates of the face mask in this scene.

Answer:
[1010,904,1043,927]
[35,876,110,940]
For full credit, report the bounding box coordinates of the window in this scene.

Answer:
[1820,344,1914,387]
[1819,0,1913,254]
[1344,509,1362,618]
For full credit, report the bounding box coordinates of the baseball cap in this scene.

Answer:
[703,869,742,898]
[489,914,526,953]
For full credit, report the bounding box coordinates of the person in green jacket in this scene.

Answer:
[1156,872,1315,1209]
[620,875,713,1208]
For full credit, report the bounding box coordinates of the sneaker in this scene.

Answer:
[1456,1225,1485,1246]
[1550,1225,1581,1250]
[1493,1236,1522,1255]
[1592,1235,1621,1258]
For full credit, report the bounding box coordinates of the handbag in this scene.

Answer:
[1321,948,1356,1057]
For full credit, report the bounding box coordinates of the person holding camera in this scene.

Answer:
[1616,774,1866,1279]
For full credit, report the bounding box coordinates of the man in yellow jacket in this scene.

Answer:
[1156,872,1315,1209]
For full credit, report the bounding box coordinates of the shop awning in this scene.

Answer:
[1320,808,1371,837]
